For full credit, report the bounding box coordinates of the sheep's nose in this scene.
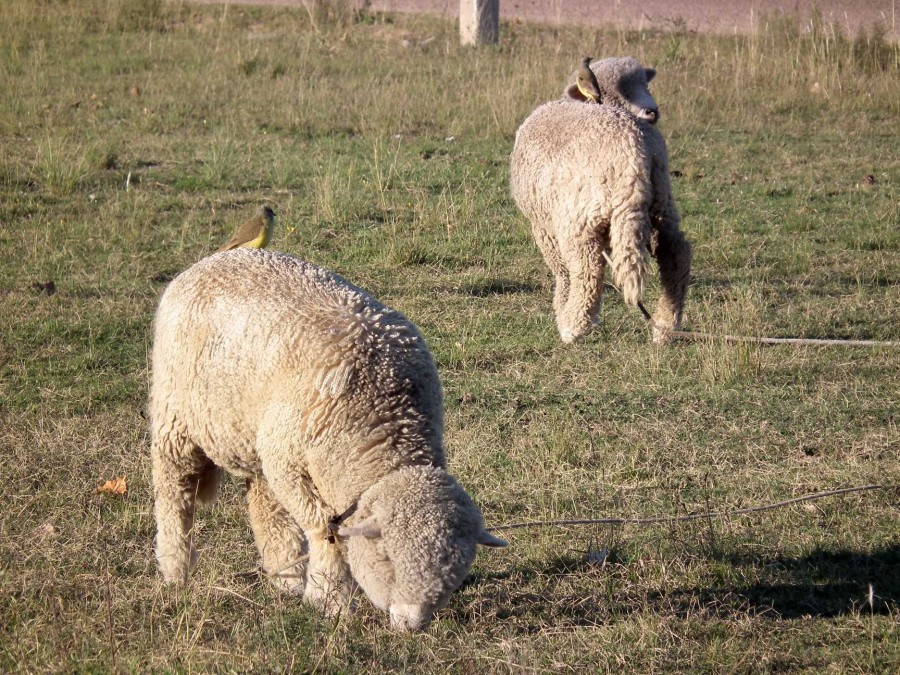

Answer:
[643,108,660,124]
[390,605,431,632]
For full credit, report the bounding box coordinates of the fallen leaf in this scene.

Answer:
[96,476,127,495]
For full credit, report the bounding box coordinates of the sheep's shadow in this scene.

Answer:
[152,270,178,284]
[835,275,898,288]
[697,545,900,619]
[455,545,900,632]
[457,279,540,297]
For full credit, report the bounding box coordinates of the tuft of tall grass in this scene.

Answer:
[304,0,374,36]
[33,134,95,195]
[692,288,765,385]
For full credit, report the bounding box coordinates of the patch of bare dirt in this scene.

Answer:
[193,0,898,41]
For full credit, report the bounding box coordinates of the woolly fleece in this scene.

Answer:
[150,249,504,630]
[511,57,692,343]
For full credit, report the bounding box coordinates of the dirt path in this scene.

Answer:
[194,0,899,41]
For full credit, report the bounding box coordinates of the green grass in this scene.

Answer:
[1,0,899,671]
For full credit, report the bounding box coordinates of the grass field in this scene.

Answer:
[1,0,899,671]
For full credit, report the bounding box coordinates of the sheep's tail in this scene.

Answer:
[608,207,650,307]
[195,459,222,505]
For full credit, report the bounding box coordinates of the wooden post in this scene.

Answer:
[460,0,499,46]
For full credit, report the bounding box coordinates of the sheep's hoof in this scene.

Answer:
[651,325,675,345]
[304,583,355,617]
[558,321,591,344]
[159,571,190,586]
[559,329,588,344]
[305,591,355,618]
[269,572,306,596]
[156,545,198,584]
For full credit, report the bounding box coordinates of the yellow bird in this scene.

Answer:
[217,206,276,253]
[576,56,603,104]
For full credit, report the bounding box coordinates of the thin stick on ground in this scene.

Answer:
[600,251,900,347]
[487,484,891,532]
[657,329,900,347]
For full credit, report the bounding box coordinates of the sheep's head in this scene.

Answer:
[564,56,660,124]
[338,466,506,631]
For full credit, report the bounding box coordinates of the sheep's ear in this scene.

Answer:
[338,516,381,540]
[563,83,586,102]
[645,68,656,83]
[477,531,508,548]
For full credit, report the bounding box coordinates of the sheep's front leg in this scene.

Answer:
[557,234,605,343]
[247,476,307,595]
[649,163,692,344]
[152,426,207,583]
[257,404,355,615]
[303,526,354,616]
[262,464,354,616]
[651,215,692,344]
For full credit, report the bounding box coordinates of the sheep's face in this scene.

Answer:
[339,467,506,631]
[564,56,660,124]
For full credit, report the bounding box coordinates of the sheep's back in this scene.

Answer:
[510,101,655,231]
[150,249,444,483]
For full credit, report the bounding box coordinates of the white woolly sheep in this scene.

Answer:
[511,56,691,343]
[150,249,506,631]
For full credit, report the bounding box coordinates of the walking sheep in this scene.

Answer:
[511,57,691,343]
[150,249,506,631]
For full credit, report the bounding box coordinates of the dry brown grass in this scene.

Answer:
[1,0,899,671]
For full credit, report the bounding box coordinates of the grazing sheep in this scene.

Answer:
[150,249,506,631]
[511,57,691,343]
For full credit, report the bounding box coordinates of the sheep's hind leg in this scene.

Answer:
[608,207,649,308]
[152,423,214,584]
[557,234,606,343]
[247,476,307,595]
[531,224,570,321]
